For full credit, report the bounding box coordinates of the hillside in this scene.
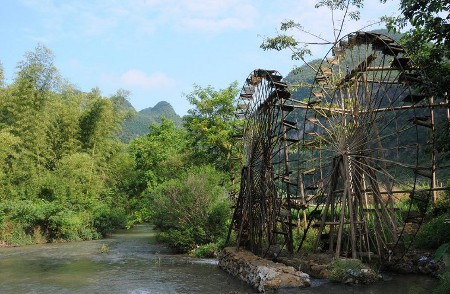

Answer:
[285,29,402,101]
[119,101,183,142]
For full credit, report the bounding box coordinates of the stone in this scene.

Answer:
[218,247,311,292]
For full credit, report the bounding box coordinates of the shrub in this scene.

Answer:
[93,206,126,237]
[328,259,365,282]
[415,213,450,249]
[434,184,450,216]
[48,211,84,241]
[435,271,450,294]
[149,165,231,253]
[194,242,221,258]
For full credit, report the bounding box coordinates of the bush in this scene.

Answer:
[328,259,364,282]
[435,271,450,294]
[193,242,221,258]
[434,184,450,216]
[0,220,33,246]
[415,213,450,249]
[149,165,231,253]
[93,206,126,237]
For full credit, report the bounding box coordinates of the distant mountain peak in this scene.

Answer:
[139,101,174,115]
[120,100,182,142]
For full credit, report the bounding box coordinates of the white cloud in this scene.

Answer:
[176,1,257,32]
[19,0,259,38]
[120,69,175,89]
[180,16,250,32]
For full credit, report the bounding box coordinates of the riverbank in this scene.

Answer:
[219,247,310,292]
[218,246,442,292]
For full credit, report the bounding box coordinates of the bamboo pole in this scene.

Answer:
[335,166,350,258]
[430,96,437,207]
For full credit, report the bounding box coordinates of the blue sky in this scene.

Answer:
[0,0,400,115]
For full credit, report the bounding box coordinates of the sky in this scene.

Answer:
[0,0,400,115]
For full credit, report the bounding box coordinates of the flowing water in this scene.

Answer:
[0,224,439,293]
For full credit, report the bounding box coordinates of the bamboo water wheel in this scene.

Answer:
[296,31,439,262]
[228,69,297,256]
[228,32,449,263]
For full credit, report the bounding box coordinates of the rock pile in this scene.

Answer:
[384,251,445,276]
[218,247,311,292]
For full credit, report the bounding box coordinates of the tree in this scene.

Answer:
[384,0,450,98]
[15,44,60,93]
[130,117,187,191]
[0,62,4,88]
[260,0,364,70]
[183,82,240,171]
[0,47,132,244]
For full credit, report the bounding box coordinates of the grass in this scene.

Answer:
[328,258,366,282]
[99,244,110,253]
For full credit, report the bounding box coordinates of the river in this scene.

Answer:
[0,224,439,293]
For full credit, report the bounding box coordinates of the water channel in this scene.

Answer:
[0,224,439,293]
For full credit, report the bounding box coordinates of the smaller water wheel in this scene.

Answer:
[227,69,299,256]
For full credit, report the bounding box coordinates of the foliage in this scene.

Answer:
[0,62,4,87]
[125,82,241,253]
[93,206,127,237]
[129,117,187,193]
[193,242,223,258]
[183,82,240,171]
[383,0,450,99]
[434,243,450,262]
[0,45,131,245]
[149,165,231,253]
[328,258,365,282]
[415,213,450,249]
[260,0,364,68]
[100,244,110,253]
[434,183,450,215]
[435,271,450,294]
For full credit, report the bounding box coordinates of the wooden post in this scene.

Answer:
[431,96,437,206]
[343,150,357,258]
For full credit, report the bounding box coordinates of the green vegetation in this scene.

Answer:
[0,1,448,277]
[327,258,381,284]
[0,45,132,245]
[100,244,110,253]
[0,45,238,256]
[151,166,230,253]
[328,259,364,282]
[127,83,241,256]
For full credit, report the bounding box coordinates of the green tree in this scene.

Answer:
[130,117,187,191]
[183,82,240,171]
[0,61,4,88]
[260,1,363,67]
[384,0,450,97]
[0,47,131,244]
[15,44,60,93]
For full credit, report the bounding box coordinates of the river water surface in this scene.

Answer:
[0,224,439,293]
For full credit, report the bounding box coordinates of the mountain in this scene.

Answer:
[119,101,183,142]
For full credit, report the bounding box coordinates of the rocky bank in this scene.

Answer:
[218,247,311,292]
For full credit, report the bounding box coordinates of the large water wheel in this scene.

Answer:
[296,31,439,262]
